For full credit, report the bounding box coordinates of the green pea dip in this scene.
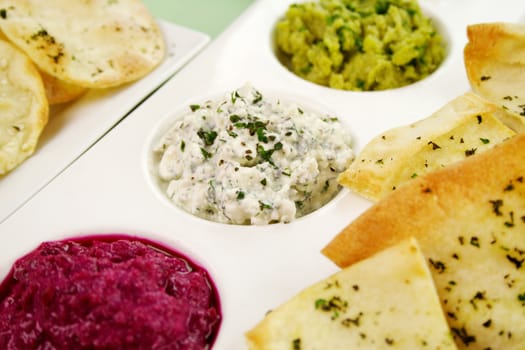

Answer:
[275,0,446,91]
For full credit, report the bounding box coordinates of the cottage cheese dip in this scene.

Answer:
[154,85,354,225]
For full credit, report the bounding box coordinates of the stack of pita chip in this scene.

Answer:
[323,133,525,349]
[337,91,522,202]
[0,0,165,175]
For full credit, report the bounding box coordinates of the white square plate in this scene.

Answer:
[1,1,523,349]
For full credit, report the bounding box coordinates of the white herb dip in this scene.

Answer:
[154,85,354,225]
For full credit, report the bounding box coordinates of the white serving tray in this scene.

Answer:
[0,20,210,224]
[0,1,523,349]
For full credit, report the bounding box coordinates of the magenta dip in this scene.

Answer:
[0,235,221,350]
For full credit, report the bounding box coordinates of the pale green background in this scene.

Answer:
[142,0,255,38]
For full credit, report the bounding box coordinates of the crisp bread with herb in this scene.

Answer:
[338,91,521,202]
[246,238,457,350]
[324,133,525,349]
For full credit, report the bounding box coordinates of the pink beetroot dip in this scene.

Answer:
[0,236,221,350]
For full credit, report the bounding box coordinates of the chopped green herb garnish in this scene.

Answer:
[259,201,273,210]
[314,296,348,320]
[490,199,503,216]
[190,104,200,112]
[200,147,213,160]
[197,128,218,146]
[237,191,245,200]
[465,148,477,157]
[256,129,268,143]
[315,298,327,309]
[322,180,330,192]
[229,114,241,123]
[429,258,446,273]
[180,140,185,152]
[451,327,476,346]
[231,90,241,103]
[252,90,263,104]
[477,115,483,124]
[234,117,268,136]
[216,101,226,113]
[292,338,302,350]
[428,141,441,150]
[257,144,275,164]
[506,254,524,269]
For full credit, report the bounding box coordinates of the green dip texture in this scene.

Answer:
[275,0,446,91]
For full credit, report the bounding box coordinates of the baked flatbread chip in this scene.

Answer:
[0,38,48,175]
[0,0,165,89]
[464,22,525,120]
[323,133,525,349]
[246,238,457,350]
[338,92,518,201]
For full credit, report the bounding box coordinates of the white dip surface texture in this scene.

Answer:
[154,85,354,225]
